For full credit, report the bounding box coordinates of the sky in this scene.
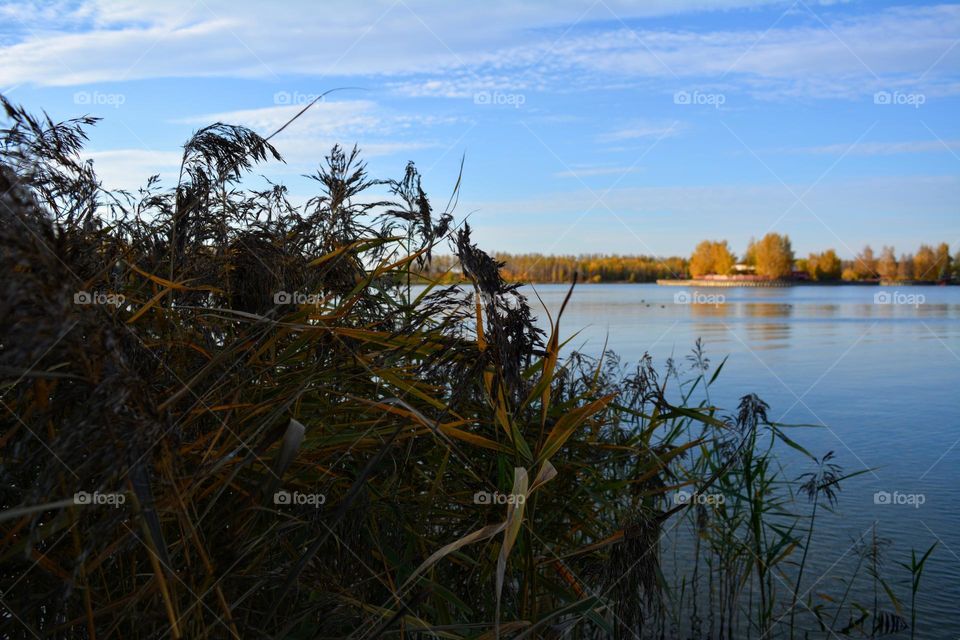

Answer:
[1,0,958,259]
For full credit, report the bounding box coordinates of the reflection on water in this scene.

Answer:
[743,321,792,349]
[684,300,797,350]
[744,301,793,350]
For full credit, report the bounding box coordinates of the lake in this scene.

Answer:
[520,283,960,637]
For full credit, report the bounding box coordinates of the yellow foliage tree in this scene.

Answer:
[689,240,735,277]
[913,244,937,281]
[806,249,841,281]
[753,233,794,279]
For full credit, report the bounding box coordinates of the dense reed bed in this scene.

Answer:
[0,98,932,638]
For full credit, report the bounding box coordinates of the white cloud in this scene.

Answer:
[0,1,956,101]
[174,101,385,137]
[83,149,183,190]
[536,5,960,99]
[174,100,455,167]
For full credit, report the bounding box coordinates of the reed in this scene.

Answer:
[0,97,932,638]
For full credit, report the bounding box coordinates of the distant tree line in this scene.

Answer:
[844,243,955,282]
[422,253,688,283]
[419,237,957,283]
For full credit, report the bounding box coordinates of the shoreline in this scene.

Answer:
[417,277,956,287]
[654,279,953,287]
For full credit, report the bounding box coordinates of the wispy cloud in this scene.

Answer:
[794,139,960,156]
[175,100,458,164]
[174,101,385,136]
[554,165,645,178]
[598,123,685,143]
[2,1,957,101]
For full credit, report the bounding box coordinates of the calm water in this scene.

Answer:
[520,283,960,637]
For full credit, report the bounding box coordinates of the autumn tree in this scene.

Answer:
[897,253,914,280]
[806,249,842,281]
[912,244,937,281]
[742,237,757,266]
[819,249,842,280]
[753,232,794,279]
[712,242,735,274]
[935,243,952,281]
[853,245,876,280]
[689,240,735,277]
[877,246,897,280]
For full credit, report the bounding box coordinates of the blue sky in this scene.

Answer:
[1,0,958,259]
